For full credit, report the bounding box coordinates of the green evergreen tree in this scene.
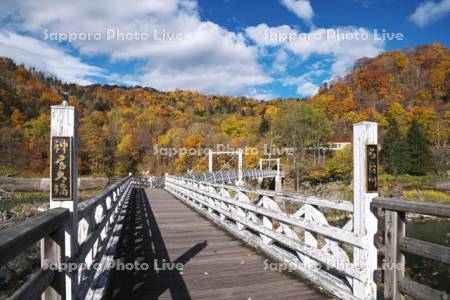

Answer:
[404,119,434,175]
[258,117,270,135]
[381,119,407,175]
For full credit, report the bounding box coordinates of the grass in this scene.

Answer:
[0,192,48,211]
[378,173,450,199]
[0,188,105,212]
[379,173,447,181]
[403,189,450,204]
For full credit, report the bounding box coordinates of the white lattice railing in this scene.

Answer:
[183,168,283,184]
[135,176,165,188]
[165,175,368,299]
[164,122,379,300]
[75,176,134,299]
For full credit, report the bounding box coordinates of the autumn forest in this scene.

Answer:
[0,43,448,185]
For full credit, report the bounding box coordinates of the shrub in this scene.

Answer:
[324,145,353,182]
[403,189,450,203]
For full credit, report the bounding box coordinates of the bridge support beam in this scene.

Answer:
[274,174,284,209]
[257,159,263,187]
[236,149,244,186]
[274,175,282,192]
[274,158,282,192]
[352,121,378,300]
[257,177,263,187]
[208,149,213,173]
[43,95,79,300]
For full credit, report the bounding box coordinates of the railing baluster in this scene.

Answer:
[41,224,66,299]
[384,210,405,300]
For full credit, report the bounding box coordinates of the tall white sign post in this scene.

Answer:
[353,121,378,300]
[42,95,78,300]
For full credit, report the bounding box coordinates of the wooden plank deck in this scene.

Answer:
[106,188,330,300]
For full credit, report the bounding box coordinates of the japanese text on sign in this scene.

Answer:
[366,144,378,192]
[51,136,72,200]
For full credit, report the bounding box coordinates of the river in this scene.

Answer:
[406,219,450,292]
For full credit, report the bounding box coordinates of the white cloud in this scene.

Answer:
[409,0,450,27]
[246,23,297,47]
[0,31,103,85]
[246,23,383,97]
[246,24,384,79]
[296,81,318,97]
[272,49,289,73]
[281,69,324,97]
[0,0,270,95]
[0,0,386,98]
[280,0,314,25]
[246,87,274,100]
[140,59,269,95]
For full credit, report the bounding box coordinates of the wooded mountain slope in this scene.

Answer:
[0,42,448,178]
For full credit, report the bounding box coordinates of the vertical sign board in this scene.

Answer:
[51,136,73,200]
[366,144,378,192]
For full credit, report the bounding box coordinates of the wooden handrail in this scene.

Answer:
[0,207,69,266]
[373,196,450,300]
[400,236,450,265]
[399,277,449,300]
[372,197,450,218]
[10,269,55,300]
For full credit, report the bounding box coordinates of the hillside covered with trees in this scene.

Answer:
[0,43,448,188]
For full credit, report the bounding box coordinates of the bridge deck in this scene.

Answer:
[106,188,329,300]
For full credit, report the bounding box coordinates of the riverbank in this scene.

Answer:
[0,176,119,193]
[281,174,450,203]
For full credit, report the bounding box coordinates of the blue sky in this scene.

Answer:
[0,0,449,99]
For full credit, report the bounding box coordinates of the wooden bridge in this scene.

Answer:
[1,104,449,300]
[105,188,327,300]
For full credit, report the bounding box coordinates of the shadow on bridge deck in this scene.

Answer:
[105,188,329,300]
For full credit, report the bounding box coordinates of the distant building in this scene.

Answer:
[326,138,352,151]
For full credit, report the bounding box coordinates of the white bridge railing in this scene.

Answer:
[165,176,368,300]
[75,176,134,299]
[184,169,283,184]
[165,122,379,300]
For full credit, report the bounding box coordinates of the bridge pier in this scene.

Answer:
[257,177,263,186]
[275,174,282,192]
[274,174,284,209]
[236,149,244,186]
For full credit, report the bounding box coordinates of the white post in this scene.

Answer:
[276,158,280,175]
[273,158,283,209]
[236,149,243,185]
[208,149,213,172]
[353,121,378,300]
[43,98,79,300]
[257,158,263,185]
[275,175,282,192]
